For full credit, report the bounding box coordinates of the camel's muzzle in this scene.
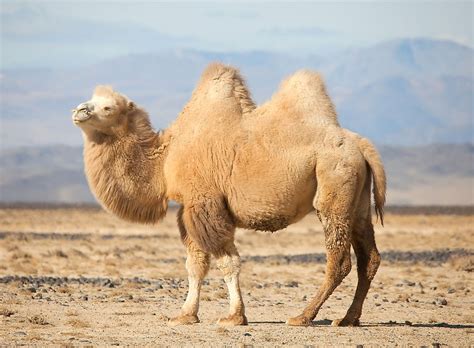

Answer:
[72,103,93,124]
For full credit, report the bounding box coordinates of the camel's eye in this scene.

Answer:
[104,106,111,111]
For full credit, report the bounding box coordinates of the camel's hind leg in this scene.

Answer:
[169,208,210,326]
[287,217,352,326]
[287,162,359,327]
[332,214,381,327]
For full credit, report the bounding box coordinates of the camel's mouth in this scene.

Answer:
[72,108,92,125]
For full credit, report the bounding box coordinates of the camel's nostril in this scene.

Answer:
[75,102,94,113]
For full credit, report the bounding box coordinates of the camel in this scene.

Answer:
[72,63,386,327]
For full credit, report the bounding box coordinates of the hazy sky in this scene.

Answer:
[1,1,473,68]
[48,1,472,45]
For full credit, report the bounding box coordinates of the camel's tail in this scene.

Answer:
[358,137,387,225]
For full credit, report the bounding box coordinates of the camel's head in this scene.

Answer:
[72,86,136,135]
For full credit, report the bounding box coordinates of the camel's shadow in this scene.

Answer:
[248,320,474,329]
[367,321,474,329]
[248,319,332,326]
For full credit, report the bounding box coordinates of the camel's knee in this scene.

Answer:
[215,243,245,318]
[327,250,352,284]
[216,253,241,280]
[319,212,353,284]
[353,229,381,281]
[338,252,352,281]
[367,250,381,281]
[186,248,210,279]
[316,209,352,249]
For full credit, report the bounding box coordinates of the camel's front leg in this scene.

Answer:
[175,199,246,326]
[169,245,210,326]
[171,247,210,326]
[169,209,210,326]
[214,242,248,326]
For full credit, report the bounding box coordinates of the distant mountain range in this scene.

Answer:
[1,38,472,148]
[1,144,472,205]
[1,37,473,205]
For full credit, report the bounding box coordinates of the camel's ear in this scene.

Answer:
[127,101,136,111]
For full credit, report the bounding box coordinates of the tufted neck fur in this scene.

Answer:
[82,107,169,223]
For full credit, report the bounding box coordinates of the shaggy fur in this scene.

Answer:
[73,87,168,223]
[73,62,386,327]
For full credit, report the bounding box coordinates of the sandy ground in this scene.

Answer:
[0,207,473,347]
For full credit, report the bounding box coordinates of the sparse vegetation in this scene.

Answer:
[28,314,49,325]
[67,318,90,328]
[449,255,474,272]
[0,307,16,317]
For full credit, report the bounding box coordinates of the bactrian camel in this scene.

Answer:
[72,63,386,327]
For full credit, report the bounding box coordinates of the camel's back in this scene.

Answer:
[165,64,364,225]
[238,69,341,158]
[164,64,252,201]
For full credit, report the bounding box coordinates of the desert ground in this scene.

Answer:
[0,205,473,347]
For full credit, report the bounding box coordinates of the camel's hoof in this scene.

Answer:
[217,314,248,326]
[286,315,312,327]
[332,318,360,327]
[168,314,200,326]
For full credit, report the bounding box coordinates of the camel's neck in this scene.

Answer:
[83,123,169,224]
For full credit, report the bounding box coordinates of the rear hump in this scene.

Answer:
[272,70,339,126]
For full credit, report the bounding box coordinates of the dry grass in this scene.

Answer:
[211,288,228,300]
[462,314,474,323]
[201,294,212,301]
[57,286,73,294]
[67,318,90,328]
[28,314,50,325]
[215,327,229,334]
[0,307,16,317]
[10,250,32,260]
[26,333,43,341]
[449,255,474,272]
[45,249,69,258]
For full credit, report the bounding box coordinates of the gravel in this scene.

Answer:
[434,298,448,306]
[0,275,167,288]
[0,249,470,290]
[0,231,170,241]
[244,249,473,265]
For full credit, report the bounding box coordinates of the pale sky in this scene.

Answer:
[1,1,473,68]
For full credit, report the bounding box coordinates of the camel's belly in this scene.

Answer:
[228,176,316,231]
[232,199,315,231]
[224,138,318,231]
